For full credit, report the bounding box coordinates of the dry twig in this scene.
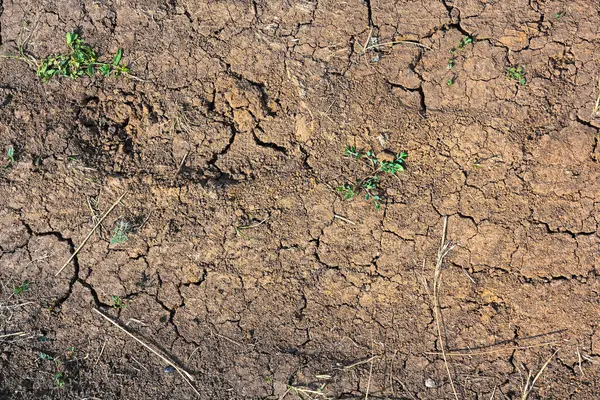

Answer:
[432,216,459,400]
[55,192,127,276]
[92,308,201,397]
[521,349,558,400]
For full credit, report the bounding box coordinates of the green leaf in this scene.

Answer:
[100,64,111,77]
[66,32,77,46]
[113,48,123,65]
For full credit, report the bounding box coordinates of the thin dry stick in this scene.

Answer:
[341,355,380,371]
[521,349,559,400]
[577,348,584,376]
[365,40,431,51]
[94,340,107,367]
[210,328,242,346]
[592,77,600,117]
[277,386,292,400]
[92,308,194,381]
[362,27,374,52]
[237,217,270,230]
[333,214,356,225]
[1,301,34,309]
[432,216,459,400]
[94,309,202,398]
[55,192,127,276]
[174,150,190,176]
[426,340,564,357]
[0,331,25,339]
[364,352,375,400]
[186,346,200,362]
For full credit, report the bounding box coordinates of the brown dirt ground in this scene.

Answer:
[1,0,600,399]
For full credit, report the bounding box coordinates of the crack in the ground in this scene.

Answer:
[364,0,373,27]
[17,216,109,311]
[0,0,3,46]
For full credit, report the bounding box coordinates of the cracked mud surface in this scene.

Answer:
[1,0,600,399]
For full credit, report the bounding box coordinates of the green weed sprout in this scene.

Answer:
[507,66,526,85]
[457,36,473,50]
[110,220,130,244]
[337,146,407,209]
[13,280,33,295]
[336,183,358,200]
[111,295,126,309]
[6,147,15,167]
[36,32,129,82]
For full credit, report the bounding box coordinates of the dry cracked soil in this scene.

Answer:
[1,0,600,399]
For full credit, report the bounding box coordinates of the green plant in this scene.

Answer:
[110,220,130,244]
[37,352,54,361]
[507,65,527,85]
[37,352,67,388]
[344,145,362,159]
[378,153,408,174]
[457,36,473,50]
[13,280,33,295]
[336,183,358,200]
[446,36,472,85]
[43,299,57,312]
[337,146,407,209]
[36,32,129,82]
[111,295,126,309]
[54,371,65,389]
[6,147,15,168]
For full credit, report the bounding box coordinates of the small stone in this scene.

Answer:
[425,378,437,388]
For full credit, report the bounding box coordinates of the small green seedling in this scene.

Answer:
[378,153,408,174]
[13,280,33,295]
[110,220,130,244]
[344,145,362,159]
[457,36,473,50]
[111,295,126,309]
[336,183,358,200]
[37,352,54,361]
[37,352,65,389]
[54,372,65,389]
[43,299,58,312]
[36,31,129,82]
[446,37,473,86]
[507,66,527,85]
[337,146,407,209]
[6,147,15,167]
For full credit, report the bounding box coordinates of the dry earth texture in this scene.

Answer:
[1,0,600,399]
